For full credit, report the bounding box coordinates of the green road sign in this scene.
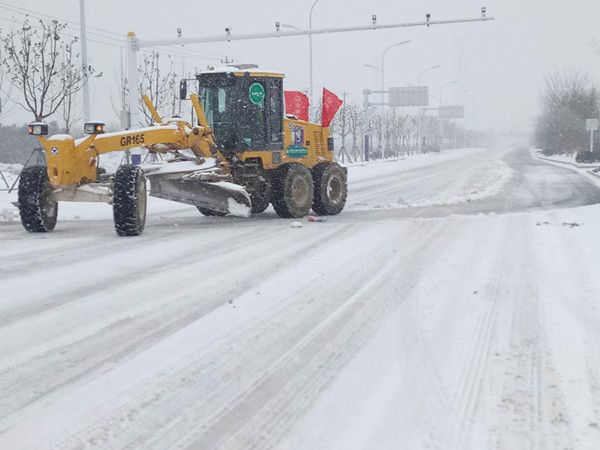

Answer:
[286,146,308,157]
[249,83,265,105]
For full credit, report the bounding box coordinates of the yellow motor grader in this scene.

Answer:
[20,66,347,236]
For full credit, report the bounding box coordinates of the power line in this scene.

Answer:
[0,14,122,48]
[0,4,128,44]
[0,15,225,63]
[0,2,229,60]
[0,1,122,37]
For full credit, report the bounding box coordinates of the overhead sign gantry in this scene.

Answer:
[124,8,494,128]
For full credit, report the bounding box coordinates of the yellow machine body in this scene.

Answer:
[37,112,219,187]
[21,68,346,235]
[34,69,336,191]
[241,119,332,170]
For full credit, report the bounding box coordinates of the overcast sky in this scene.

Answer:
[2,0,600,134]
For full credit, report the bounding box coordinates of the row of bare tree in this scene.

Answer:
[327,102,485,162]
[535,70,600,155]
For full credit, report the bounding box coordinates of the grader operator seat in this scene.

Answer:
[194,66,284,156]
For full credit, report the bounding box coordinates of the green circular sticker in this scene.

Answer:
[249,82,265,105]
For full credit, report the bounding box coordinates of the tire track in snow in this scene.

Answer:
[0,224,358,424]
[490,217,546,450]
[449,206,519,448]
[0,223,280,328]
[201,224,458,450]
[40,220,455,450]
[385,216,503,450]
[522,209,600,449]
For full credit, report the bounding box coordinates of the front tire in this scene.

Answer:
[312,162,347,216]
[18,165,58,232]
[271,164,314,218]
[113,165,147,236]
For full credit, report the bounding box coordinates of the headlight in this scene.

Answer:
[84,122,105,135]
[27,122,48,136]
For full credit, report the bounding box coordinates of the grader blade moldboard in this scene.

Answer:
[148,176,251,217]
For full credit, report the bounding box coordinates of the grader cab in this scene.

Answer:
[20,66,347,236]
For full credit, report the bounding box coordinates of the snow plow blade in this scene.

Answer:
[148,176,251,217]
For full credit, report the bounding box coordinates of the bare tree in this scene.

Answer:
[138,51,176,126]
[347,103,364,162]
[110,50,128,126]
[383,110,396,158]
[398,115,411,154]
[535,70,600,155]
[0,48,17,120]
[310,92,321,124]
[330,103,351,163]
[59,86,81,134]
[372,112,384,158]
[2,19,97,121]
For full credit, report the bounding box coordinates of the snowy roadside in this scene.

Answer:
[530,147,600,189]
[532,149,600,169]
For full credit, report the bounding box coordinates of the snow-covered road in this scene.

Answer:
[2,147,600,449]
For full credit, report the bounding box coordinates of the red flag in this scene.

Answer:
[321,88,343,128]
[284,91,310,122]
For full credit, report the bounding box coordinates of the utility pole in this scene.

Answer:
[309,0,320,109]
[127,31,138,129]
[79,0,91,123]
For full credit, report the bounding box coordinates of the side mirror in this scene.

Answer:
[28,122,48,136]
[179,79,187,100]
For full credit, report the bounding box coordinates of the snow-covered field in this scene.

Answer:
[2,147,600,449]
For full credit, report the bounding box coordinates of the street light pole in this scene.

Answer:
[439,80,458,106]
[380,41,411,158]
[417,65,440,153]
[79,0,90,123]
[380,40,411,122]
[418,64,441,87]
[363,64,382,158]
[281,24,302,31]
[309,0,320,113]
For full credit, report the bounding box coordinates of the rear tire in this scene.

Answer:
[271,164,314,218]
[18,165,58,232]
[113,165,147,236]
[312,162,347,216]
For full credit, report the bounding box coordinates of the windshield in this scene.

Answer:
[200,85,237,149]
